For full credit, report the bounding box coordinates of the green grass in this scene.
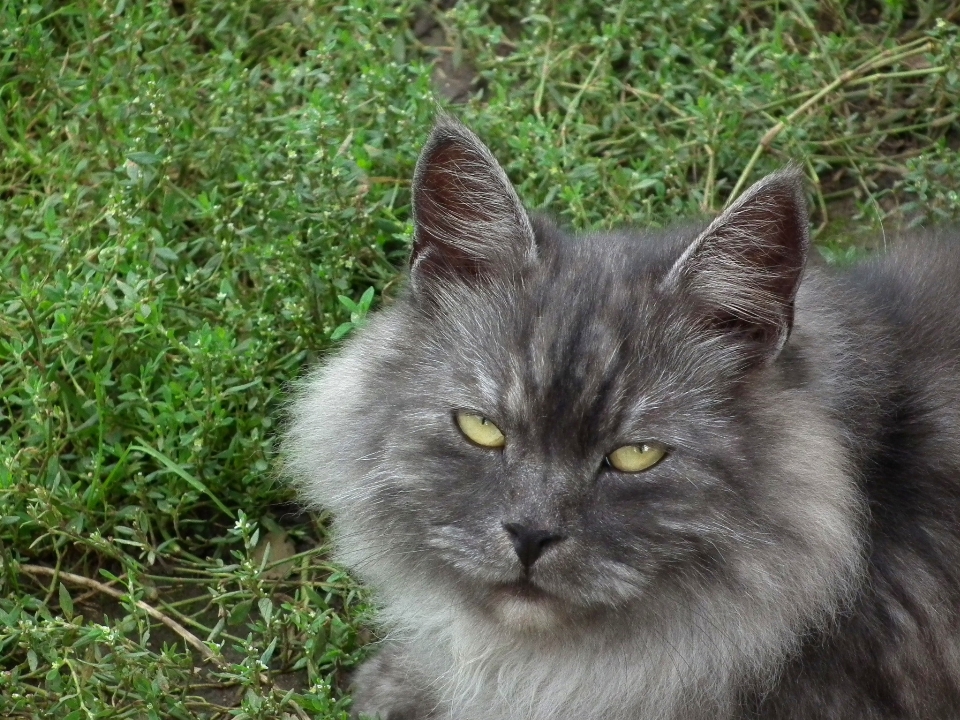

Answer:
[1,1,959,717]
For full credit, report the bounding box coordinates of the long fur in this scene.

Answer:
[283,120,960,720]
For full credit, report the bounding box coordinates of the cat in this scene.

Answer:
[283,116,960,719]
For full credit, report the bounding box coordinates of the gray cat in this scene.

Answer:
[283,117,960,719]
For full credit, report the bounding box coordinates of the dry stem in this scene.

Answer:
[19,564,312,720]
[726,39,936,204]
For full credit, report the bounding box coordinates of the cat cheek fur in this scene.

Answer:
[284,116,960,720]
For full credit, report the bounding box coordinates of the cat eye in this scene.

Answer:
[455,411,506,448]
[606,443,666,473]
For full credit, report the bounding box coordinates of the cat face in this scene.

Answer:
[344,239,789,631]
[285,118,852,636]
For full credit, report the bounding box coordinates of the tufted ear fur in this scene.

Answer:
[662,167,810,362]
[410,117,537,292]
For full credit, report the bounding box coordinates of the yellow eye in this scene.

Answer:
[607,444,666,473]
[455,412,506,448]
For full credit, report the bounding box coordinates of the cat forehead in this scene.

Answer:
[424,230,717,420]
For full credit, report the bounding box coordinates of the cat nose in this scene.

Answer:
[502,522,565,569]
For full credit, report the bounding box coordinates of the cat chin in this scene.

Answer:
[490,593,563,632]
[481,580,618,636]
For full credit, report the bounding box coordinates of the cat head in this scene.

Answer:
[285,118,859,639]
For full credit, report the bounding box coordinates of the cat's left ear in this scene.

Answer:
[662,167,809,361]
[410,117,536,292]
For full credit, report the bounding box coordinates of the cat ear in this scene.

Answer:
[662,167,809,360]
[410,117,536,290]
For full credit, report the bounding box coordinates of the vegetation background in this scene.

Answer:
[1,0,959,717]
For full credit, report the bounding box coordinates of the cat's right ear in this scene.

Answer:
[410,117,536,292]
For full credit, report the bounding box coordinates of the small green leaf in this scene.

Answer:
[359,286,375,309]
[227,599,253,626]
[260,636,278,667]
[58,583,74,619]
[127,151,160,165]
[330,322,353,340]
[154,246,178,262]
[45,666,62,693]
[258,597,273,624]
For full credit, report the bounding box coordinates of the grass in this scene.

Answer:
[1,0,959,717]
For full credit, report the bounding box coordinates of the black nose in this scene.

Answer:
[502,522,565,569]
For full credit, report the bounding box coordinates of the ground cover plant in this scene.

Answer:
[1,0,959,717]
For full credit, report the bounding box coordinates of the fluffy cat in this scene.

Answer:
[283,117,960,719]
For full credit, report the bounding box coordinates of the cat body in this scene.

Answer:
[284,118,960,719]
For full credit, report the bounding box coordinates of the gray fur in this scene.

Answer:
[283,119,960,719]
